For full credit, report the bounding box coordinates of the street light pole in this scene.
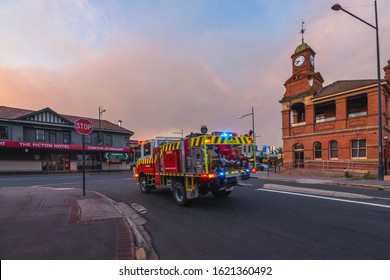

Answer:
[239,106,256,158]
[332,1,383,180]
[98,106,106,172]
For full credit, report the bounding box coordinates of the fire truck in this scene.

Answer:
[133,128,256,205]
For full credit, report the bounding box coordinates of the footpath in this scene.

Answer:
[254,171,390,191]
[0,172,389,260]
[0,186,155,260]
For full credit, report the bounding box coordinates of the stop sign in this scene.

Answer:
[74,119,94,135]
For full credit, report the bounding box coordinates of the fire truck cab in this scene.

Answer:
[133,130,256,206]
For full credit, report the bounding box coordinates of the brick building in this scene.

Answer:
[0,106,134,173]
[280,42,390,176]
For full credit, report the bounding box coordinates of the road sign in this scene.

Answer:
[104,152,129,160]
[74,119,94,135]
[74,118,94,197]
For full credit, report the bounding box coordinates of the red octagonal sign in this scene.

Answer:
[74,119,94,135]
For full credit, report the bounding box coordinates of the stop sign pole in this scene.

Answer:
[74,119,94,196]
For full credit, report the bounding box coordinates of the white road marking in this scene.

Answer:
[31,182,77,187]
[263,183,373,199]
[256,188,390,209]
[238,182,253,186]
[29,177,131,188]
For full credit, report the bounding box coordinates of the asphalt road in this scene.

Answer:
[1,172,390,259]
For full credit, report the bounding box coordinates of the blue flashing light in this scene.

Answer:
[218,171,226,177]
[245,169,250,173]
[213,131,237,137]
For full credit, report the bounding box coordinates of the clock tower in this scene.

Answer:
[280,24,325,166]
[284,42,324,98]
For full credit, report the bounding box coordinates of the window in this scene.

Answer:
[294,143,304,150]
[0,126,8,139]
[290,102,306,125]
[36,130,45,141]
[329,140,338,159]
[347,94,367,118]
[85,134,92,144]
[143,142,151,157]
[351,139,366,159]
[314,142,322,159]
[315,101,336,123]
[49,132,56,143]
[63,133,70,144]
[105,135,113,146]
[293,143,304,168]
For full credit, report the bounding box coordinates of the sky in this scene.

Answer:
[0,0,389,147]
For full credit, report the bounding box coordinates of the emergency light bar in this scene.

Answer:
[212,131,238,137]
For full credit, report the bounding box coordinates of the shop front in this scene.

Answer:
[0,140,132,173]
[42,154,70,172]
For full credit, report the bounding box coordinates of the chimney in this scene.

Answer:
[118,120,122,127]
[384,59,390,83]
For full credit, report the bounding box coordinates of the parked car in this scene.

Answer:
[256,163,269,171]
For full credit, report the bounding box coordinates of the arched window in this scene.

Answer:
[293,143,304,150]
[293,143,304,168]
[329,140,338,159]
[313,142,322,159]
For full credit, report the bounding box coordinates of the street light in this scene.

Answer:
[239,106,255,157]
[332,1,383,180]
[98,106,106,172]
[172,129,184,138]
[98,106,106,145]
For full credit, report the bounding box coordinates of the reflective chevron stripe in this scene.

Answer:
[135,156,155,168]
[190,136,253,147]
[159,141,181,157]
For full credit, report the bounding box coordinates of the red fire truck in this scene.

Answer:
[133,128,256,205]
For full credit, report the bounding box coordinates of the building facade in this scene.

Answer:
[0,106,134,173]
[280,42,390,176]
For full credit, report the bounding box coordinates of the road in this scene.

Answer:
[1,172,390,259]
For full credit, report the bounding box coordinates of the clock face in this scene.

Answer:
[294,55,305,67]
[310,54,314,66]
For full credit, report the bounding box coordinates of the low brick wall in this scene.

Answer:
[281,167,377,179]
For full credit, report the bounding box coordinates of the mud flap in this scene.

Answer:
[186,189,199,199]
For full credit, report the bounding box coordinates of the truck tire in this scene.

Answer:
[139,177,150,193]
[172,181,188,206]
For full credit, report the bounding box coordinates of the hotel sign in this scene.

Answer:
[0,140,131,153]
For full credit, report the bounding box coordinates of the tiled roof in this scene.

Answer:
[315,79,379,98]
[0,106,133,135]
[0,106,34,119]
[63,114,133,134]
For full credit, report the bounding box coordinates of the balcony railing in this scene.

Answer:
[315,116,336,123]
[348,111,367,118]
[291,122,306,127]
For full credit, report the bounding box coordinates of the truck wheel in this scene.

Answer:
[139,177,150,193]
[172,181,188,206]
[212,190,231,198]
